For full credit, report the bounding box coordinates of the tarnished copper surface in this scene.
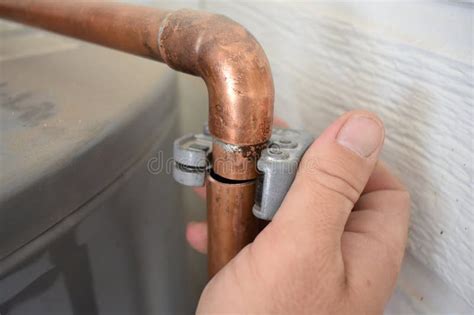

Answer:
[206,175,258,277]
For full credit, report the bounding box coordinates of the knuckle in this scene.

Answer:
[300,154,361,205]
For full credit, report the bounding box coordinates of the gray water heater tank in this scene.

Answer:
[0,21,198,314]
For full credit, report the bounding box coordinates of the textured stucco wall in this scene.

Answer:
[201,0,473,310]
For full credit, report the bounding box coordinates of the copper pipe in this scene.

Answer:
[0,0,274,180]
[206,175,258,277]
[0,1,167,61]
[0,0,274,276]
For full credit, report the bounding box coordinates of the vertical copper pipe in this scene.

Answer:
[0,1,274,277]
[206,176,258,277]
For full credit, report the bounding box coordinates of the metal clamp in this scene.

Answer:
[173,125,212,187]
[252,128,313,220]
[172,125,313,220]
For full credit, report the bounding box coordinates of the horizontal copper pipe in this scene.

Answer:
[0,1,274,180]
[206,175,258,277]
[0,1,167,61]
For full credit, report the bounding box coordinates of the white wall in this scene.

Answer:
[201,0,473,311]
[138,0,473,312]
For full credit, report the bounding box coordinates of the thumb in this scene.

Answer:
[267,110,384,249]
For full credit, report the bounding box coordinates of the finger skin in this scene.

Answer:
[362,161,405,194]
[270,111,384,246]
[186,221,208,254]
[192,186,207,200]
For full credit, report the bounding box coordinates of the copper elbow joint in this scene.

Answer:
[158,10,274,180]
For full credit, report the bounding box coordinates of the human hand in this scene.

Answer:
[187,111,410,314]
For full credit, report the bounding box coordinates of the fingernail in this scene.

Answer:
[336,115,383,157]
